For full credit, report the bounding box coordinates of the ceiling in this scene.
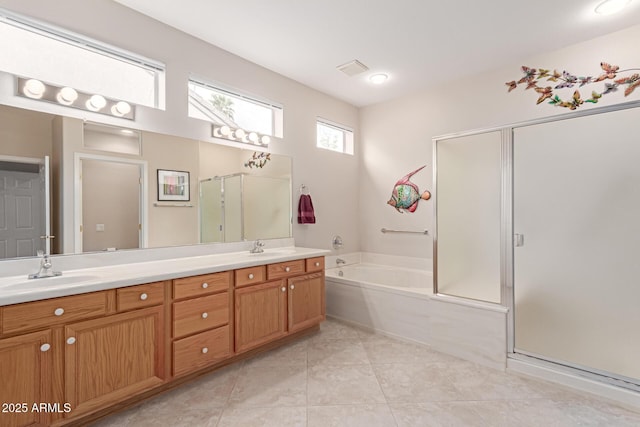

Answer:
[114,0,640,107]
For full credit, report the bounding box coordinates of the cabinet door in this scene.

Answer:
[288,272,325,334]
[64,306,165,417]
[0,330,52,427]
[235,280,287,353]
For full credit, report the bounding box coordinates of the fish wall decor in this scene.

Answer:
[387,165,431,213]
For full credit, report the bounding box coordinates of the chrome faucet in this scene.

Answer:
[250,239,265,254]
[29,250,62,279]
[336,258,346,266]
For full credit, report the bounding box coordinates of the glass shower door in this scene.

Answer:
[513,108,640,385]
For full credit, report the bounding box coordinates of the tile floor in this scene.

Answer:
[93,318,640,426]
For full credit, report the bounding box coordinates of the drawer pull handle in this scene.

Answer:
[40,343,51,352]
[54,308,64,316]
[315,262,320,267]
[248,273,254,280]
[281,286,286,292]
[285,267,290,272]
[140,293,148,301]
[290,284,295,290]
[202,282,209,289]
[202,312,208,319]
[67,337,76,345]
[202,347,209,354]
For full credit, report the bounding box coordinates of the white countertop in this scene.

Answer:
[0,247,329,306]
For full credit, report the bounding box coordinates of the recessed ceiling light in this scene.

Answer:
[369,73,389,84]
[595,0,631,15]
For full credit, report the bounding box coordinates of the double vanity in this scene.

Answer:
[0,247,326,427]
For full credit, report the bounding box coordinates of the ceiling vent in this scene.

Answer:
[336,60,369,77]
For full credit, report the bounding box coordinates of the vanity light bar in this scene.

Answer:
[16,77,135,120]
[212,124,271,147]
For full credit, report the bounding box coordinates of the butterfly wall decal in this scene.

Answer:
[506,62,640,109]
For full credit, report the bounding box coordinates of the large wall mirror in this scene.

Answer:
[0,104,292,260]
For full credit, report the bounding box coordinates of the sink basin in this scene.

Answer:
[1,275,100,290]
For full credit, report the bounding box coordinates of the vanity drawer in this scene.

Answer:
[267,259,305,280]
[173,271,231,300]
[173,292,229,338]
[2,291,108,335]
[173,325,230,376]
[235,266,266,288]
[117,281,165,312]
[306,257,325,272]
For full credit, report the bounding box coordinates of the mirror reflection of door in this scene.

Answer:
[0,157,46,258]
[80,158,142,252]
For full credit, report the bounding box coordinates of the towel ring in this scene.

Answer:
[299,184,310,195]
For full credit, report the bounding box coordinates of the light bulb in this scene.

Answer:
[56,87,78,105]
[219,125,231,136]
[248,132,259,143]
[595,0,631,14]
[111,101,131,117]
[369,73,388,84]
[24,79,45,99]
[86,94,107,111]
[233,128,246,139]
[260,135,271,145]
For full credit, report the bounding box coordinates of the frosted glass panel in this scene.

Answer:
[514,108,640,382]
[244,176,290,240]
[200,179,222,243]
[436,131,501,303]
[223,176,242,243]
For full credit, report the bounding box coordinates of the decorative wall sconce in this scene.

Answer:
[212,124,271,147]
[16,77,135,120]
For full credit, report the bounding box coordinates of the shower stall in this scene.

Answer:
[434,102,640,391]
[199,173,291,243]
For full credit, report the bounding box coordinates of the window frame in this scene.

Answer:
[188,76,283,138]
[316,118,354,155]
[0,7,166,109]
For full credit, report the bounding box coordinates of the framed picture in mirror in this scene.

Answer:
[157,169,190,201]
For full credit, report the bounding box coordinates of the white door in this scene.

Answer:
[0,163,45,258]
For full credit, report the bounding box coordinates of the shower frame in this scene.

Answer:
[432,98,640,393]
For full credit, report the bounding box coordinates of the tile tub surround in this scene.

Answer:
[325,252,508,371]
[0,244,327,306]
[91,318,640,427]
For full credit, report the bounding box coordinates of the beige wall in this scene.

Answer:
[0,104,53,159]
[358,24,640,258]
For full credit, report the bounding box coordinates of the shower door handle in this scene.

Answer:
[514,234,525,247]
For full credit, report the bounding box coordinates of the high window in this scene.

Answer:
[188,78,283,137]
[317,119,354,154]
[0,9,165,109]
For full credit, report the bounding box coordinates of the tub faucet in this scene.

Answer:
[29,251,62,279]
[336,258,346,266]
[250,239,265,254]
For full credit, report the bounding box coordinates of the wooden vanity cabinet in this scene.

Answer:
[171,271,233,377]
[63,305,165,418]
[288,272,325,334]
[0,330,53,427]
[235,257,326,353]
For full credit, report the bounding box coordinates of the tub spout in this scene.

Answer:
[336,258,346,266]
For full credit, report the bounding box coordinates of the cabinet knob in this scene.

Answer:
[201,312,208,319]
[285,267,290,272]
[54,308,64,316]
[40,343,51,352]
[315,262,320,267]
[281,286,286,292]
[248,273,254,279]
[290,284,295,290]
[202,282,209,289]
[140,293,148,301]
[67,337,76,345]
[202,347,209,354]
